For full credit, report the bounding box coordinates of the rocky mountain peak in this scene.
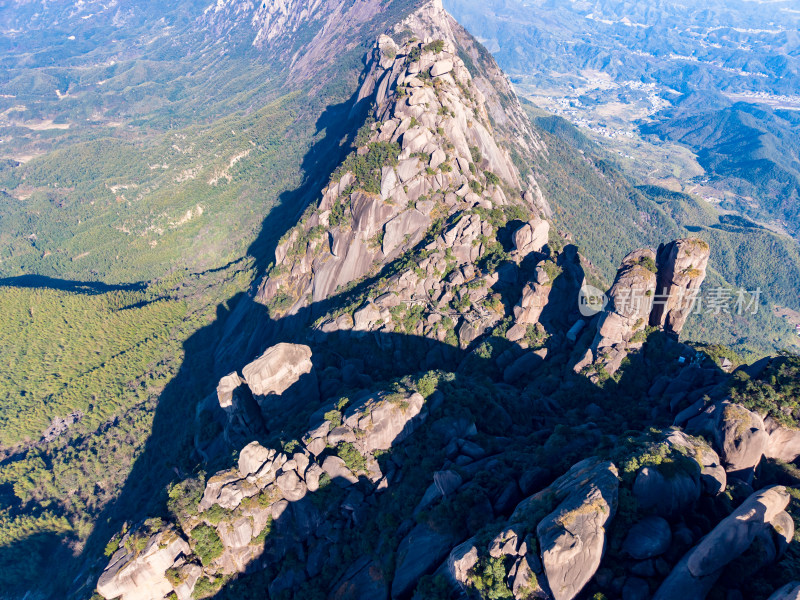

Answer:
[91,3,800,600]
[252,4,554,357]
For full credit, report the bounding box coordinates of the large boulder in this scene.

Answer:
[343,391,426,453]
[631,431,725,517]
[764,417,800,463]
[511,459,619,600]
[392,524,456,598]
[237,441,273,477]
[97,528,190,600]
[512,217,550,259]
[623,516,672,559]
[665,430,726,496]
[242,343,318,413]
[687,401,768,482]
[653,486,791,599]
[649,238,710,336]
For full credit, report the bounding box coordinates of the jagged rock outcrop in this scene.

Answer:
[255,20,548,351]
[93,1,800,598]
[649,238,711,336]
[507,262,552,342]
[653,486,792,599]
[97,528,190,600]
[512,216,550,260]
[575,248,657,377]
[576,239,709,378]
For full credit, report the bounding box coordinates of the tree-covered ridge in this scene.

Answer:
[0,93,311,283]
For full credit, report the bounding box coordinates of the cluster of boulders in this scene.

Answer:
[99,337,800,600]
[97,342,431,600]
[444,458,619,600]
[685,400,800,482]
[97,527,192,600]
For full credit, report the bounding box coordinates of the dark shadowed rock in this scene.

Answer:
[768,582,800,600]
[331,557,389,600]
[623,516,672,559]
[653,486,790,599]
[622,577,650,600]
[392,524,457,598]
[633,466,699,518]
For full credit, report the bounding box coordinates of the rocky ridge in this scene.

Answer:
[94,1,800,599]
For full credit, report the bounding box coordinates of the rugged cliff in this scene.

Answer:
[93,1,800,599]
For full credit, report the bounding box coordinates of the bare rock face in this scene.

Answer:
[510,458,619,600]
[343,391,426,453]
[764,417,800,463]
[536,466,618,600]
[653,486,790,599]
[242,343,318,414]
[97,528,190,600]
[512,217,550,260]
[577,248,657,377]
[686,401,768,482]
[649,238,710,336]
